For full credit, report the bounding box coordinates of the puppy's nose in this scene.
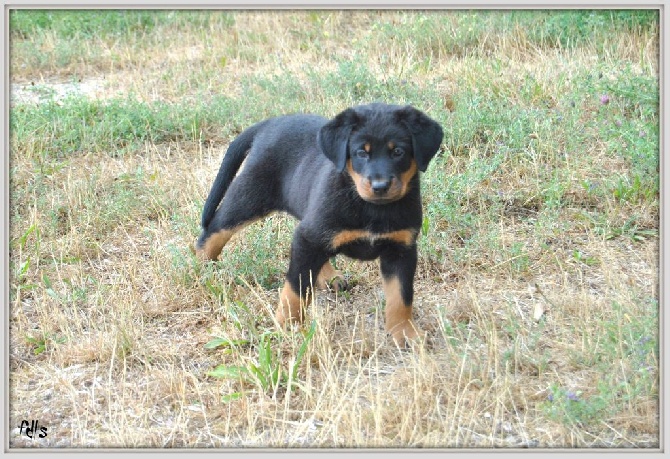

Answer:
[370,178,392,195]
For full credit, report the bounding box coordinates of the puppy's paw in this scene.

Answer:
[316,263,348,292]
[275,304,302,326]
[192,241,215,262]
[388,319,426,349]
[276,282,307,326]
[326,274,348,293]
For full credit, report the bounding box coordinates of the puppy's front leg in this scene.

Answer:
[380,245,424,347]
[276,227,329,326]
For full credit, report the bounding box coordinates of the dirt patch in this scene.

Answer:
[11,78,117,106]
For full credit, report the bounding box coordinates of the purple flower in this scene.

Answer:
[600,95,610,105]
[566,391,579,402]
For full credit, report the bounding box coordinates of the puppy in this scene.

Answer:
[196,103,443,347]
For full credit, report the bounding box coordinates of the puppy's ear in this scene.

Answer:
[318,108,360,172]
[396,106,444,172]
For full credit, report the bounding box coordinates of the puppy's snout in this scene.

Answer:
[370,177,393,195]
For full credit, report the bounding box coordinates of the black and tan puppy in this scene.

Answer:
[195,103,443,347]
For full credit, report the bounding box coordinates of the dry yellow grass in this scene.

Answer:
[8,10,660,449]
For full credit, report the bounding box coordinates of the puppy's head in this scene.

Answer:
[318,103,443,204]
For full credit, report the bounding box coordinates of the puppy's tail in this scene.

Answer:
[201,121,266,229]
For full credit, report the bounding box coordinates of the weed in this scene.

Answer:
[208,320,317,400]
[572,250,599,267]
[25,333,66,356]
[541,384,611,427]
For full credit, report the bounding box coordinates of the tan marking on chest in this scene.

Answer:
[331,229,416,250]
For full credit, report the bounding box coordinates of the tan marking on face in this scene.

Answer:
[346,158,418,203]
[387,141,395,150]
[399,159,418,194]
[364,143,371,153]
[346,159,375,201]
[275,281,310,325]
[330,229,416,250]
[382,276,422,346]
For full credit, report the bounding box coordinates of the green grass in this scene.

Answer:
[541,298,658,428]
[10,96,239,159]
[10,10,168,38]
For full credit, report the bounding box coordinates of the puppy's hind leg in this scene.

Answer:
[196,221,255,261]
[195,170,275,261]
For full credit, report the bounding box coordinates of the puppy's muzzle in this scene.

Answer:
[371,177,393,196]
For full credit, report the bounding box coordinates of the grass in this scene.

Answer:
[8,9,659,449]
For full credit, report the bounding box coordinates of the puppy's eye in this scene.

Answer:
[391,147,405,158]
[355,149,369,159]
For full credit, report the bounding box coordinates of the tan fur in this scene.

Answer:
[383,276,422,346]
[316,261,346,291]
[346,160,375,201]
[275,281,309,325]
[331,229,416,250]
[331,229,369,249]
[345,158,417,203]
[196,229,235,261]
[399,159,418,194]
[195,220,259,261]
